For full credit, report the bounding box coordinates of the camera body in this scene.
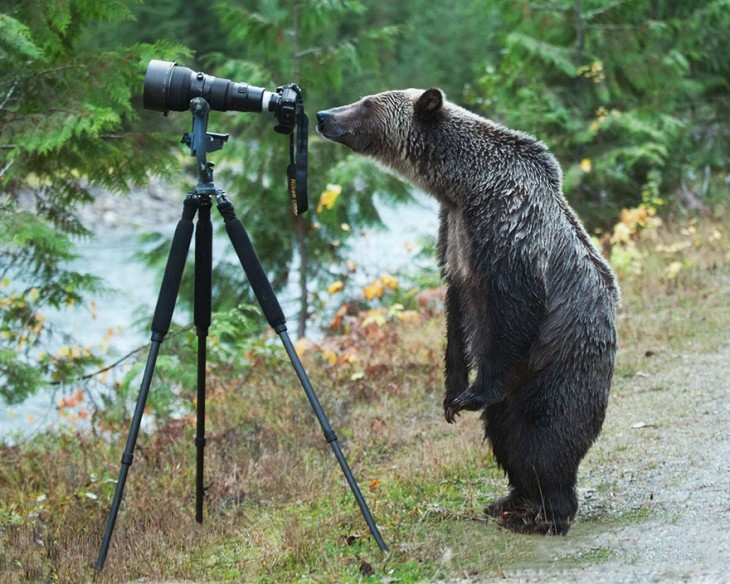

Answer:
[143,60,301,134]
[272,84,299,134]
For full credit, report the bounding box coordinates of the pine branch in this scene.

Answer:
[0,78,19,111]
[0,158,15,179]
[47,324,195,386]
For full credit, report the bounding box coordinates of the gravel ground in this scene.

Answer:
[498,341,730,583]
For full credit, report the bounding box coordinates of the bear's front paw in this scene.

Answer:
[443,397,463,424]
[443,391,479,424]
[444,387,503,423]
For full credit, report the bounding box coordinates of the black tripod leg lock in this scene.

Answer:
[194,436,207,447]
[323,429,337,443]
[121,452,134,466]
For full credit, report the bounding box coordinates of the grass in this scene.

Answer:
[1,215,729,583]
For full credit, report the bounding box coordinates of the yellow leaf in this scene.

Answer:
[341,352,359,365]
[580,158,592,173]
[380,274,398,290]
[362,309,387,327]
[317,183,342,213]
[611,221,633,245]
[293,337,311,355]
[397,310,421,324]
[655,241,690,253]
[363,280,385,301]
[328,280,344,295]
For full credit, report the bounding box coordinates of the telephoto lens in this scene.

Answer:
[143,60,274,113]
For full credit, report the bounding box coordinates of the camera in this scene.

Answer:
[143,60,301,134]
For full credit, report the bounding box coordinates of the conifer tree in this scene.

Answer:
[193,0,408,338]
[0,2,185,402]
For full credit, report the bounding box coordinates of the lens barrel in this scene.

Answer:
[143,60,270,113]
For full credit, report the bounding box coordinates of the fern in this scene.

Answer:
[506,32,578,77]
[0,14,43,60]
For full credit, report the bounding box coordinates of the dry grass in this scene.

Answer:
[1,216,729,583]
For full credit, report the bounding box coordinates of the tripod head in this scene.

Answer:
[181,98,227,190]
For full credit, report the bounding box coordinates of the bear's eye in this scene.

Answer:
[362,98,373,109]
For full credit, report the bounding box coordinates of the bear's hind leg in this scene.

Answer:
[483,388,582,535]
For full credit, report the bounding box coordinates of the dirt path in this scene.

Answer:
[500,340,730,583]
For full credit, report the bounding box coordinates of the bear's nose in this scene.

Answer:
[316,111,330,126]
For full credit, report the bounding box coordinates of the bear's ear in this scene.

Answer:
[414,87,444,119]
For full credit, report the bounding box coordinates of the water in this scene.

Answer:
[1,230,162,442]
[0,193,440,442]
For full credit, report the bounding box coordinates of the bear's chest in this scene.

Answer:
[444,210,476,283]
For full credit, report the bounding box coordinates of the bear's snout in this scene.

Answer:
[316,109,339,134]
[316,110,331,126]
[316,104,372,153]
[316,108,349,142]
[316,110,333,136]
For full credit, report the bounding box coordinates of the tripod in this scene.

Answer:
[95,98,387,571]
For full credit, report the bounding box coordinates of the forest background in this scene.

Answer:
[2,0,728,407]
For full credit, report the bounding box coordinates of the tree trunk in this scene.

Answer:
[291,1,309,338]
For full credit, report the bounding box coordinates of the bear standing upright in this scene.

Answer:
[317,88,620,535]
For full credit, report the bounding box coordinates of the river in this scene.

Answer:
[0,193,439,442]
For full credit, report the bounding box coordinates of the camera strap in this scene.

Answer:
[287,88,308,215]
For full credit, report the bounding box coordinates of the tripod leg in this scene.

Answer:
[216,197,388,552]
[96,198,197,571]
[194,200,212,523]
[278,331,389,552]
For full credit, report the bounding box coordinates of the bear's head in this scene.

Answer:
[316,88,445,159]
[318,88,564,207]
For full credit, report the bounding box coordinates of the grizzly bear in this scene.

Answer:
[317,88,620,535]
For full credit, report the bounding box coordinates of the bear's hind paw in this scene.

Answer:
[493,507,572,536]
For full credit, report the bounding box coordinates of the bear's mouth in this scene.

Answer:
[315,121,349,143]
[317,125,371,153]
[316,124,350,142]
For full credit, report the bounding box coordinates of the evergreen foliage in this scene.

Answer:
[470,0,730,227]
[0,1,187,402]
